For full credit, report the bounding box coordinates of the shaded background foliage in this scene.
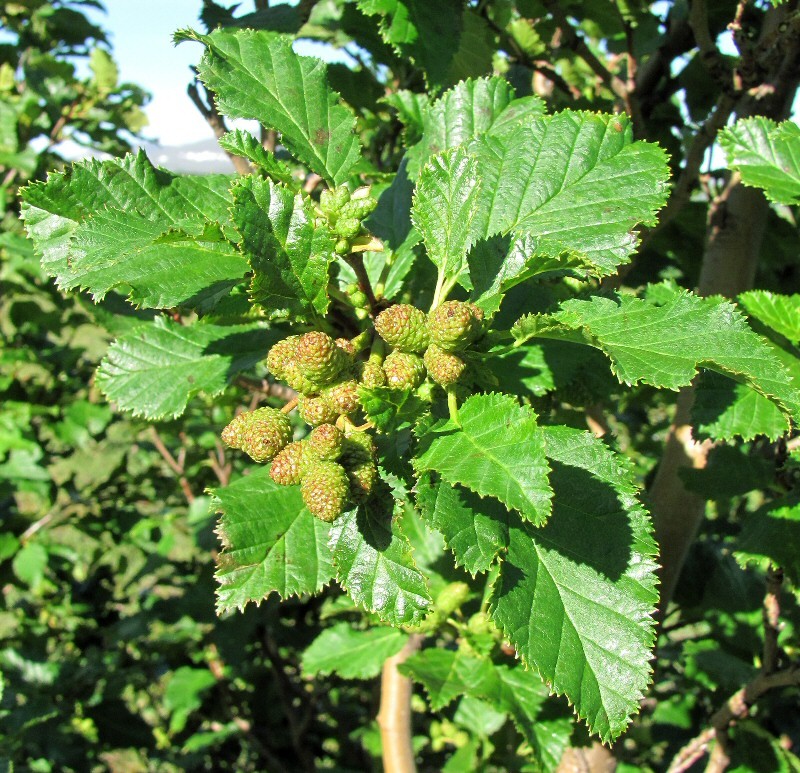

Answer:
[2,1,800,772]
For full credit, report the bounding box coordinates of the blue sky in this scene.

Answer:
[97,0,220,145]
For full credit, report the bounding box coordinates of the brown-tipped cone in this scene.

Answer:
[301,461,350,522]
[374,304,430,353]
[239,407,293,463]
[298,394,339,427]
[306,424,344,462]
[427,300,481,352]
[295,331,346,385]
[266,336,299,381]
[221,411,252,449]
[423,344,467,386]
[270,441,308,486]
[383,351,425,390]
[323,379,361,415]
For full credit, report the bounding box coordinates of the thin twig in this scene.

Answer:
[544,0,629,102]
[762,565,783,674]
[208,440,232,488]
[689,0,735,93]
[344,253,379,316]
[149,427,196,503]
[234,375,298,402]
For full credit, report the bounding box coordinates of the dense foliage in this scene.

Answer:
[4,1,800,771]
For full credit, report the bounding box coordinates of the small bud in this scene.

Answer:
[335,217,361,239]
[320,186,350,216]
[335,238,351,255]
[357,360,387,388]
[375,304,429,353]
[339,196,377,221]
[383,351,425,390]
[301,461,350,522]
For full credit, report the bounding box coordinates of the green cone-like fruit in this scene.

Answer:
[283,361,324,395]
[423,344,467,386]
[335,216,361,239]
[221,410,252,449]
[295,332,347,385]
[342,430,376,462]
[270,441,308,485]
[339,196,377,221]
[427,301,481,352]
[306,424,344,461]
[383,351,426,390]
[320,185,350,216]
[374,304,429,353]
[357,360,387,388]
[266,336,299,381]
[301,461,350,522]
[298,394,339,426]
[323,379,361,415]
[239,407,292,463]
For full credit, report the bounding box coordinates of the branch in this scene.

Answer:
[377,633,424,773]
[234,375,298,402]
[668,668,800,773]
[149,427,195,504]
[543,0,629,102]
[187,80,251,176]
[762,565,784,675]
[688,0,736,93]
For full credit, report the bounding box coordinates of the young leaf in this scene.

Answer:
[20,150,237,290]
[490,426,659,743]
[692,372,788,442]
[301,622,408,680]
[329,487,432,626]
[416,474,509,575]
[213,468,336,613]
[512,285,800,426]
[232,175,336,321]
[96,318,276,420]
[179,29,362,185]
[414,393,553,526]
[217,129,296,186]
[720,117,800,205]
[738,290,800,344]
[412,146,480,286]
[359,385,426,433]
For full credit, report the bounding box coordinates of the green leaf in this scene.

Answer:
[96,318,275,420]
[232,175,335,321]
[20,150,233,273]
[512,284,800,427]
[359,385,426,433]
[720,117,800,205]
[301,622,408,679]
[412,111,669,288]
[736,496,800,581]
[412,145,480,286]
[212,468,335,613]
[179,28,362,185]
[692,371,788,442]
[401,648,496,711]
[357,1,493,92]
[405,76,529,175]
[414,393,552,526]
[328,487,432,626]
[218,129,296,186]
[66,213,247,309]
[739,290,800,344]
[164,667,216,735]
[490,426,659,742]
[416,474,509,575]
[403,648,569,768]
